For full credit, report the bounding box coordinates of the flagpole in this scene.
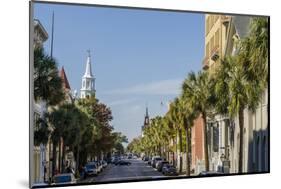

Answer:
[50,11,54,58]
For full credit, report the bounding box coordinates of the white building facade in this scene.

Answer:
[33,19,49,184]
[207,16,269,174]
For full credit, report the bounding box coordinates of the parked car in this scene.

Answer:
[116,160,131,166]
[85,163,98,177]
[102,160,108,168]
[198,171,224,176]
[112,157,120,164]
[143,156,149,161]
[152,157,162,168]
[148,159,152,165]
[156,161,169,172]
[162,164,178,176]
[52,173,76,185]
[94,161,103,173]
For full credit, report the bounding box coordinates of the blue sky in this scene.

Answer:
[34,2,205,143]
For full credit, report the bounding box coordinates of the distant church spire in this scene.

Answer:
[141,105,150,137]
[84,49,93,77]
[144,105,149,126]
[80,50,95,98]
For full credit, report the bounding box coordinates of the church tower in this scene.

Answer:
[80,50,95,98]
[141,106,150,137]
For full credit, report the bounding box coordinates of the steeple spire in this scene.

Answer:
[80,49,96,98]
[84,50,93,78]
[144,105,149,126]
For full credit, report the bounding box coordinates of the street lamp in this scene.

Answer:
[42,160,47,182]
[220,153,225,173]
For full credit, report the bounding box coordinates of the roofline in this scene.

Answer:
[34,19,49,40]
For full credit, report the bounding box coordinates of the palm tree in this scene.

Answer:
[214,56,261,173]
[33,47,64,149]
[166,98,184,173]
[34,47,64,106]
[179,97,196,176]
[242,17,269,89]
[182,71,212,171]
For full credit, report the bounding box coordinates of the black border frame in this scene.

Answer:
[29,0,270,188]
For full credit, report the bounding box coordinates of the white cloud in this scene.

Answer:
[102,79,182,96]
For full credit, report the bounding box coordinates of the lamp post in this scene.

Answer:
[220,153,226,173]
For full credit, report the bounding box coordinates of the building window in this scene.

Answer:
[215,29,220,47]
[206,42,210,57]
[255,136,260,171]
[83,80,85,88]
[210,36,214,53]
[261,136,266,171]
[213,123,219,152]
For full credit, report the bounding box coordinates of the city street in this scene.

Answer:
[81,159,165,183]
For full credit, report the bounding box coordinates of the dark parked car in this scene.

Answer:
[152,157,162,168]
[156,161,169,171]
[162,164,178,176]
[143,156,149,161]
[115,160,131,166]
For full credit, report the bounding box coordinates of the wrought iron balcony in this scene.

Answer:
[221,15,231,25]
[202,56,209,70]
[210,46,220,61]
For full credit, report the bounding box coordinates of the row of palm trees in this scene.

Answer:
[34,47,127,179]
[127,17,268,175]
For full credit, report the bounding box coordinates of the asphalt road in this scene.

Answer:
[81,158,165,183]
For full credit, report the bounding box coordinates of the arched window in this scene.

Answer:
[256,136,260,172]
[261,136,266,171]
[86,80,90,89]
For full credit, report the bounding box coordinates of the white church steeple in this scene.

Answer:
[80,50,95,98]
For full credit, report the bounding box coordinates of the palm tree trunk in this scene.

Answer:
[202,112,210,171]
[62,142,66,173]
[185,126,190,176]
[52,141,57,177]
[58,138,61,173]
[179,128,183,173]
[76,145,80,173]
[238,108,244,173]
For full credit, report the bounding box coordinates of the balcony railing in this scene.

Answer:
[221,15,231,25]
[202,56,209,70]
[210,46,220,61]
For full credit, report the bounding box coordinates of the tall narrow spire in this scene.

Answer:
[80,50,96,98]
[84,50,93,78]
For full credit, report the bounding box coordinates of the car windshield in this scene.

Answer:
[167,165,174,168]
[54,175,71,183]
[155,158,162,161]
[86,164,96,169]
